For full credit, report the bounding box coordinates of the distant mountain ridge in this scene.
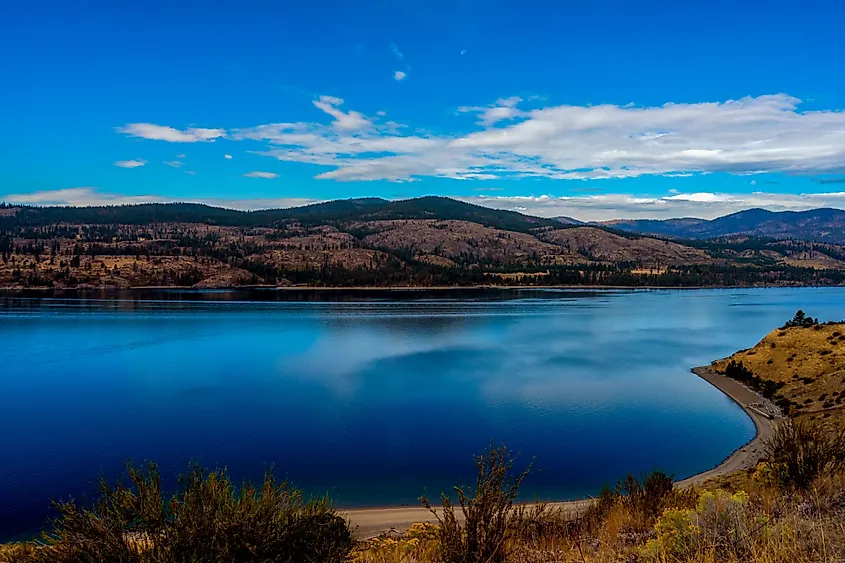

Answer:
[604,208,845,244]
[3,197,845,289]
[0,196,560,234]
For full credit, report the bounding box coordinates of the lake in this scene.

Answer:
[2,287,844,539]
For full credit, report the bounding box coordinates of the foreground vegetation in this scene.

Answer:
[1,464,353,562]
[4,428,843,563]
[3,312,845,562]
[357,424,845,563]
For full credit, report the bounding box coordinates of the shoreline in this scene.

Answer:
[0,284,825,293]
[343,365,777,539]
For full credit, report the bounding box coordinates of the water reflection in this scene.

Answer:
[2,287,845,541]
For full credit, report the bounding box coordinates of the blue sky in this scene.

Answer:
[2,0,845,220]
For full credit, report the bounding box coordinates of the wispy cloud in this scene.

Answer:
[114,159,146,168]
[243,171,279,179]
[462,191,845,221]
[120,93,845,183]
[5,188,845,221]
[2,188,166,206]
[163,160,183,168]
[0,187,318,210]
[224,154,233,160]
[311,95,371,130]
[458,96,524,126]
[118,123,226,142]
[390,43,404,61]
[390,43,411,80]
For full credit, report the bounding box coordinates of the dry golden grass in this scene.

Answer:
[0,543,36,562]
[712,322,845,424]
[781,250,845,270]
[352,473,845,563]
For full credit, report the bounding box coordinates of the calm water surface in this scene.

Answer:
[2,287,844,539]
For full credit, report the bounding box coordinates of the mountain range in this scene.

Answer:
[602,208,845,244]
[1,197,844,289]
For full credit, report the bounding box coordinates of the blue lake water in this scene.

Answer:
[2,287,845,539]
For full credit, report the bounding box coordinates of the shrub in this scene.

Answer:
[586,471,689,534]
[723,360,783,398]
[18,462,353,563]
[764,419,845,490]
[420,443,532,563]
[641,489,757,562]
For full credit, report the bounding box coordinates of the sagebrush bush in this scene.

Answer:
[764,419,845,489]
[641,489,759,562]
[420,443,532,563]
[586,470,689,533]
[14,462,353,563]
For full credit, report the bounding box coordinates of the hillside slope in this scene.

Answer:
[711,318,845,428]
[2,199,845,288]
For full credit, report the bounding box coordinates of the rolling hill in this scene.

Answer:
[2,197,845,289]
[0,196,559,234]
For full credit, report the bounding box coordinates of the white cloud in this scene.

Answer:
[163,160,183,168]
[461,49,467,55]
[176,153,187,158]
[2,188,166,206]
[394,70,407,81]
[224,154,233,159]
[185,171,197,175]
[119,93,845,183]
[114,159,146,168]
[243,171,279,179]
[6,188,845,221]
[118,123,226,142]
[311,96,371,130]
[460,191,845,221]
[0,187,319,210]
[458,96,525,126]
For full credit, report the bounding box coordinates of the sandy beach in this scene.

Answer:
[343,365,778,539]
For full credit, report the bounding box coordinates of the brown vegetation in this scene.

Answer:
[2,463,353,563]
[538,227,712,265]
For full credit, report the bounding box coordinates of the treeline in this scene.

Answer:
[0,197,560,233]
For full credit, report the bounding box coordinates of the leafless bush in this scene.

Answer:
[420,443,532,563]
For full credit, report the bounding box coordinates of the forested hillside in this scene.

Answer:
[1,198,844,289]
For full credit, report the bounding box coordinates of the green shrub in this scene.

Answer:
[420,443,532,563]
[641,489,758,562]
[18,462,353,563]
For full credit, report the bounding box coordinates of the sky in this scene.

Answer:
[2,0,845,221]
